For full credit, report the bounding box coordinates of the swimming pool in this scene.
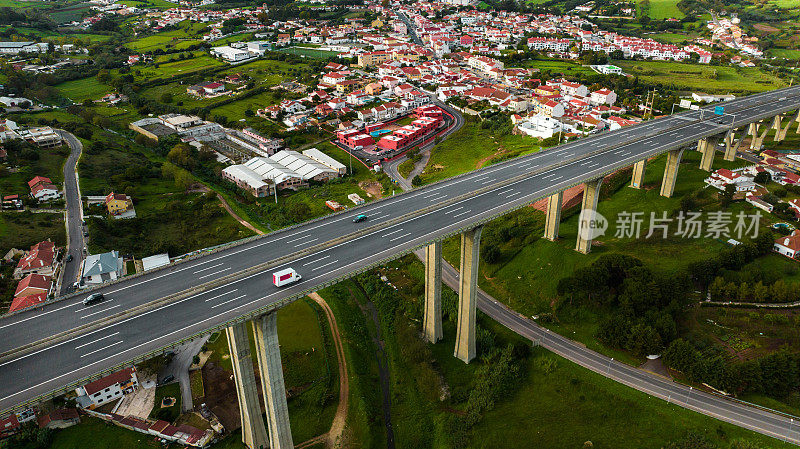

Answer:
[369,129,391,138]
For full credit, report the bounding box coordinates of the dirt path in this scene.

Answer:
[216,194,264,235]
[308,292,349,448]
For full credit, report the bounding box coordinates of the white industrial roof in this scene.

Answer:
[141,253,170,271]
[303,148,346,172]
[270,150,335,180]
[244,157,299,184]
[223,164,270,190]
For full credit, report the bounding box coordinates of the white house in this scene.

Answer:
[81,251,124,285]
[774,231,800,259]
[590,89,617,106]
[75,367,139,410]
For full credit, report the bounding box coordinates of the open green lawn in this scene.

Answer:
[638,0,684,19]
[471,347,781,448]
[649,32,694,44]
[279,47,338,59]
[523,58,596,76]
[617,61,788,93]
[150,382,182,422]
[770,0,800,8]
[0,212,65,252]
[421,118,540,184]
[56,76,110,102]
[119,0,176,9]
[770,48,800,60]
[136,55,223,80]
[125,21,208,52]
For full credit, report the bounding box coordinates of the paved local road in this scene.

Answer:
[56,130,85,296]
[0,87,798,416]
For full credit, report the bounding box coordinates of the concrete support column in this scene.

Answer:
[723,131,737,162]
[423,241,443,343]
[226,322,269,449]
[454,226,482,364]
[543,192,563,241]
[698,136,719,172]
[660,149,684,198]
[777,110,799,141]
[748,122,760,150]
[630,159,646,189]
[252,313,294,449]
[575,178,604,255]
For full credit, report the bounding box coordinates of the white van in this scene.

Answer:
[273,268,302,287]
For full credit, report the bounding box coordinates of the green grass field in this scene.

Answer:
[125,21,208,52]
[638,0,684,19]
[56,77,110,102]
[0,212,66,252]
[119,0,176,9]
[770,48,800,60]
[137,55,223,80]
[617,61,788,93]
[421,118,540,184]
[770,0,800,8]
[279,47,338,59]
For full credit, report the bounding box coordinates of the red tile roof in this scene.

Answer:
[9,292,47,312]
[81,367,136,396]
[28,176,52,188]
[14,273,51,298]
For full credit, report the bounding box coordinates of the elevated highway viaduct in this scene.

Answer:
[2,87,800,447]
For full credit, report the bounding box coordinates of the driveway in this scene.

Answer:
[159,336,210,412]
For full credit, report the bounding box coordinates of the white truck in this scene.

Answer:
[273,267,302,287]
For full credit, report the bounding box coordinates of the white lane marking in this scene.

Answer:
[80,305,120,319]
[3,95,790,367]
[210,294,247,309]
[75,332,120,350]
[0,277,262,369]
[77,299,114,312]
[193,263,224,274]
[285,234,313,244]
[505,192,522,199]
[445,206,464,214]
[303,255,330,266]
[293,238,318,248]
[479,178,496,185]
[381,228,404,238]
[4,92,784,334]
[0,301,81,330]
[389,232,412,242]
[81,341,123,358]
[422,191,444,198]
[198,268,230,280]
[311,260,339,271]
[204,290,239,302]
[452,210,471,218]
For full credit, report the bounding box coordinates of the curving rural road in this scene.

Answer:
[56,130,86,296]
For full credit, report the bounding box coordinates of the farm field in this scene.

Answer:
[125,21,208,51]
[55,76,110,102]
[638,0,684,19]
[136,55,224,79]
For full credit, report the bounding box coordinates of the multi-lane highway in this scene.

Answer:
[1,87,799,416]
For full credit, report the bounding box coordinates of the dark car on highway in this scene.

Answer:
[353,214,368,223]
[83,293,104,306]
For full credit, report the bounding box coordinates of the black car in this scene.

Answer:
[65,254,73,263]
[161,374,175,385]
[83,293,104,306]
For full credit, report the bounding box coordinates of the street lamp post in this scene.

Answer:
[606,357,613,375]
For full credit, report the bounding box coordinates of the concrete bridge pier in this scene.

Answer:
[751,120,772,150]
[660,149,684,198]
[723,130,739,162]
[748,121,760,150]
[575,178,603,255]
[776,110,800,141]
[252,313,294,449]
[630,159,646,189]
[423,241,443,343]
[454,226,483,363]
[226,322,269,449]
[698,136,719,172]
[544,192,563,241]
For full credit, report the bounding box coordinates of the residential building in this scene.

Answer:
[82,251,124,285]
[14,240,56,279]
[75,367,139,409]
[774,230,800,259]
[105,192,134,216]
